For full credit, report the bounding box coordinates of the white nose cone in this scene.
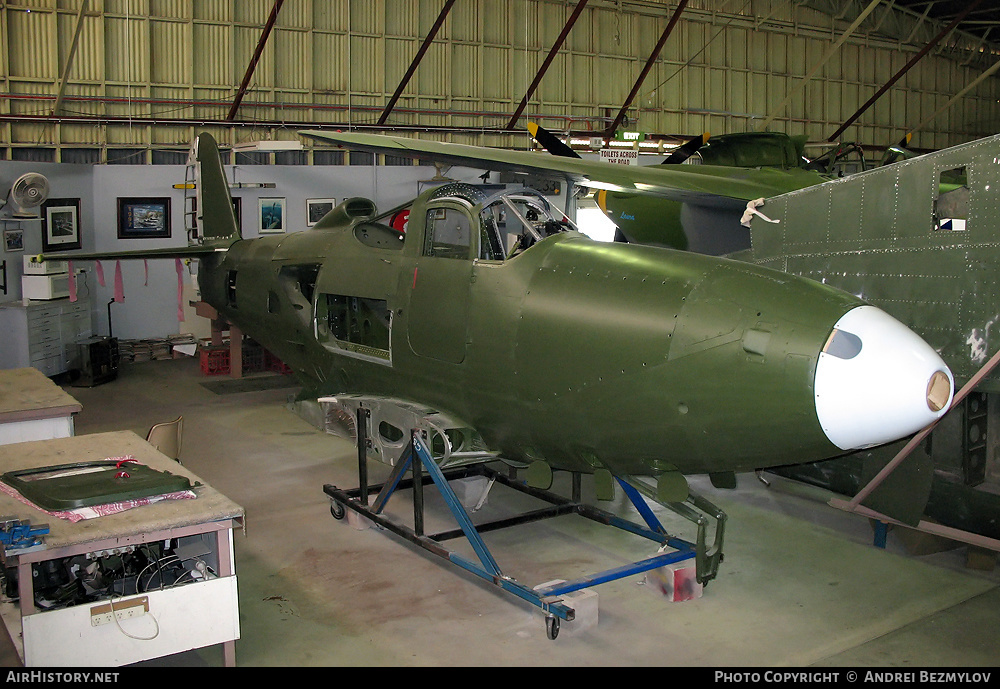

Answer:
[814,305,954,451]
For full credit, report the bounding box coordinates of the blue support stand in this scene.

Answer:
[324,429,708,640]
[873,520,888,549]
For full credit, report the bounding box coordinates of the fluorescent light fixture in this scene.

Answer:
[233,140,303,152]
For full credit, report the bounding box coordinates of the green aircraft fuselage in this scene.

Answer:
[199,189,862,478]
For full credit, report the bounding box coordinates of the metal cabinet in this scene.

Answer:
[0,299,92,376]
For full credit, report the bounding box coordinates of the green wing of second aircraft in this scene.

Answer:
[302,130,824,206]
[302,130,827,252]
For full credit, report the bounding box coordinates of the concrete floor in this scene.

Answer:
[2,356,999,667]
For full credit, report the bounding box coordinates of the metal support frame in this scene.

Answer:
[830,346,1000,552]
[505,0,590,131]
[605,0,688,140]
[324,429,704,640]
[377,0,457,126]
[757,0,880,132]
[226,0,286,122]
[828,0,984,142]
[52,0,90,117]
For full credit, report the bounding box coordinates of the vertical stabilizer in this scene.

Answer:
[195,133,241,246]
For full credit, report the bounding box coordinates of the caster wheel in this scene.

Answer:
[545,616,560,640]
[330,501,346,520]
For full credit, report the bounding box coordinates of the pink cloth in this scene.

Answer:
[176,258,185,322]
[113,260,124,302]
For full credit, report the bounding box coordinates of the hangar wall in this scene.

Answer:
[1,0,998,162]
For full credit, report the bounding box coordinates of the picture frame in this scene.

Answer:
[41,198,82,252]
[259,197,285,234]
[306,198,336,227]
[118,197,171,239]
[3,228,24,252]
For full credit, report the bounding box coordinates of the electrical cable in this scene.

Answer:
[107,553,159,641]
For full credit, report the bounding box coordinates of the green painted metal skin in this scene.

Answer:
[739,134,999,393]
[199,183,856,479]
[42,133,874,485]
[307,129,995,395]
[279,129,999,539]
[593,165,821,251]
[693,132,811,169]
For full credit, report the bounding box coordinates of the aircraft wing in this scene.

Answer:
[302,131,822,208]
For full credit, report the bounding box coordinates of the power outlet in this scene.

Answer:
[90,596,148,627]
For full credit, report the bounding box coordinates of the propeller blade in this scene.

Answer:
[662,132,710,164]
[527,122,581,159]
[880,132,913,166]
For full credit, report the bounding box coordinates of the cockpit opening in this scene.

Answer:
[475,187,578,260]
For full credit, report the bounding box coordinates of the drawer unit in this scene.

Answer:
[0,298,93,376]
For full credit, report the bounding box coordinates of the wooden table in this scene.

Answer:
[0,431,245,667]
[0,367,82,446]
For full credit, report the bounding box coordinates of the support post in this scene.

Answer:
[356,407,369,507]
[52,0,90,117]
[412,434,424,536]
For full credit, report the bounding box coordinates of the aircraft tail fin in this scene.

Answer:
[38,132,239,264]
[194,133,241,246]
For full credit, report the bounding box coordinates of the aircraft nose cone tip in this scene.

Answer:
[814,305,954,452]
[927,370,952,413]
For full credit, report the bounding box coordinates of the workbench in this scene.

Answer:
[0,368,82,446]
[0,431,244,666]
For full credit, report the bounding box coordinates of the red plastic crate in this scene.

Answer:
[242,340,266,373]
[266,351,293,374]
[199,346,231,376]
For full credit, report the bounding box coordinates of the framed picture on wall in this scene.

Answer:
[3,229,24,252]
[118,197,171,239]
[259,197,285,234]
[41,198,82,251]
[306,198,336,226]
